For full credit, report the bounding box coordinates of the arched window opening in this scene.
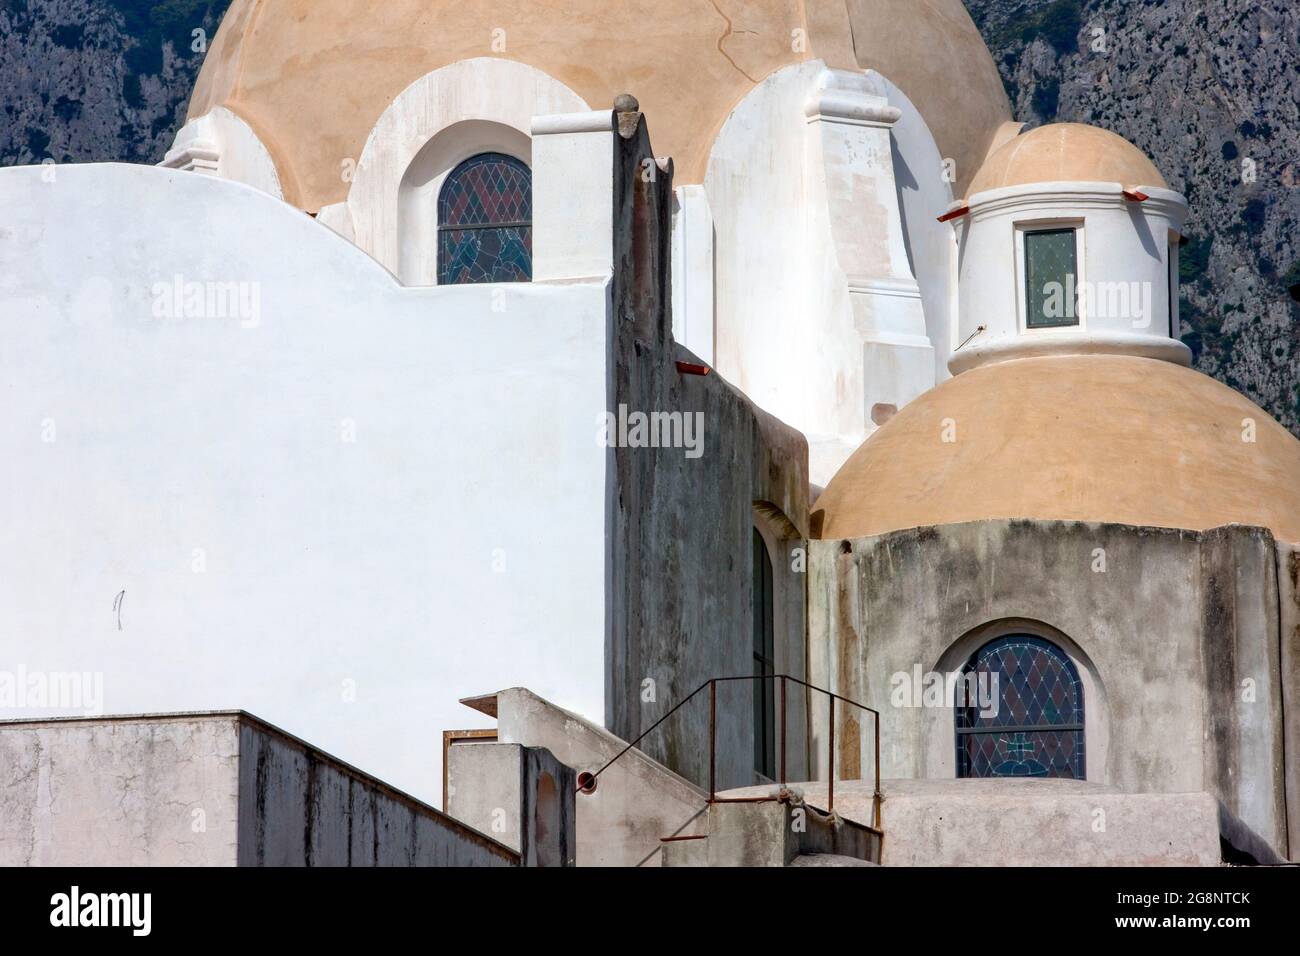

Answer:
[437,152,532,285]
[956,634,1085,779]
[752,529,776,778]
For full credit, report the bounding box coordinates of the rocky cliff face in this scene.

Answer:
[0,0,228,166]
[2,0,1297,432]
[965,0,1300,433]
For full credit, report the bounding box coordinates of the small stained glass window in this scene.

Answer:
[956,634,1085,779]
[437,153,532,285]
[1024,227,1079,329]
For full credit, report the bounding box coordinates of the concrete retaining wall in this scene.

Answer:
[0,712,518,867]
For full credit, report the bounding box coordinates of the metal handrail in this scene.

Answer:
[579,673,882,831]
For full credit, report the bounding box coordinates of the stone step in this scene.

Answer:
[660,795,881,866]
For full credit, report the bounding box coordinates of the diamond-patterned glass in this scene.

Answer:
[956,634,1085,779]
[437,153,532,285]
[1024,228,1079,329]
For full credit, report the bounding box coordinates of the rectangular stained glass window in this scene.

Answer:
[1024,228,1079,329]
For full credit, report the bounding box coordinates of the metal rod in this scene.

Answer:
[828,694,835,813]
[874,711,882,830]
[779,676,787,786]
[708,680,717,802]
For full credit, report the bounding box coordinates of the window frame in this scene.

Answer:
[955,633,1086,780]
[435,151,533,286]
[1015,219,1087,334]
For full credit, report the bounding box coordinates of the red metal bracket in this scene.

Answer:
[1122,188,1150,203]
[937,204,970,223]
[675,360,711,376]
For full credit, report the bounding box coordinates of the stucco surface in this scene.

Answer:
[0,712,518,867]
[811,354,1300,544]
[189,0,1010,210]
[969,122,1168,195]
[491,688,711,867]
[0,162,610,802]
[721,779,1223,866]
[806,519,1290,859]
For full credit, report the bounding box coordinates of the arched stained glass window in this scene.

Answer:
[437,152,532,285]
[956,634,1085,779]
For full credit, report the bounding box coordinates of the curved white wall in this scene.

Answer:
[0,163,610,803]
[162,106,284,200]
[870,73,959,388]
[705,62,934,487]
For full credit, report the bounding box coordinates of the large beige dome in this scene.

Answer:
[968,122,1167,196]
[811,355,1300,544]
[190,0,1011,211]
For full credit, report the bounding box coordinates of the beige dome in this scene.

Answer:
[811,355,1300,544]
[968,122,1167,196]
[190,0,1011,211]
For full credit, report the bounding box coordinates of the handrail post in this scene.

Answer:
[708,680,717,803]
[779,676,787,786]
[827,694,835,814]
[874,710,882,830]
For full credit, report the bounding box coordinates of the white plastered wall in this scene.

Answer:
[869,73,960,389]
[161,105,284,200]
[0,160,612,804]
[704,61,934,488]
[670,185,715,364]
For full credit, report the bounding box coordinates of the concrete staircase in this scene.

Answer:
[661,793,881,867]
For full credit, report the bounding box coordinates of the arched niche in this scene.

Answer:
[398,121,532,286]
[923,617,1110,784]
[346,57,587,283]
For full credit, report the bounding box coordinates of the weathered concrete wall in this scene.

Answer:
[808,519,1289,859]
[490,687,710,866]
[1278,541,1300,861]
[721,778,1222,867]
[235,716,517,867]
[444,742,576,867]
[0,712,518,867]
[606,110,810,793]
[1197,527,1286,860]
[0,714,241,866]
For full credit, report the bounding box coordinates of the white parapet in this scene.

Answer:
[531,110,618,283]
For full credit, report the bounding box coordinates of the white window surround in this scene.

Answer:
[403,123,532,287]
[345,57,588,282]
[1014,218,1087,335]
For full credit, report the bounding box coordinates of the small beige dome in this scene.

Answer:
[968,122,1167,196]
[812,354,1300,544]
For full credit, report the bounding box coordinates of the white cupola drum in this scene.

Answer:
[947,123,1190,375]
